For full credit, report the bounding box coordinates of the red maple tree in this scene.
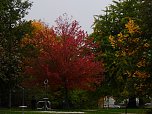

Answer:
[23,14,104,105]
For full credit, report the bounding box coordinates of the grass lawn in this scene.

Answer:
[84,108,147,114]
[0,108,149,114]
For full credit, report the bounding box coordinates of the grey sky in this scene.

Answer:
[25,0,113,33]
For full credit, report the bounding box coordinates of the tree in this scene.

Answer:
[0,0,32,107]
[109,18,150,107]
[92,0,152,107]
[22,14,104,108]
[92,0,140,94]
[141,0,152,37]
[140,0,152,100]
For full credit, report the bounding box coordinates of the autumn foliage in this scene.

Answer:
[108,18,150,79]
[22,15,103,91]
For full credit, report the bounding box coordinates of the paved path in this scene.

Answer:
[36,111,85,114]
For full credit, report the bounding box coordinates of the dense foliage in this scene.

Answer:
[92,0,152,107]
[0,0,32,107]
[22,14,104,108]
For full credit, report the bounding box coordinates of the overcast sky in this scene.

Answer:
[25,0,113,34]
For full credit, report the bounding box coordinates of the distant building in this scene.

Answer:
[98,96,120,108]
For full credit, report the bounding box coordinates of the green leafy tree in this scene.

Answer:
[141,0,152,37]
[0,0,32,108]
[92,0,152,107]
[140,0,152,99]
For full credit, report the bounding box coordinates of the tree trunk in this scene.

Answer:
[63,77,69,109]
[9,89,12,108]
[127,97,137,108]
[139,98,144,107]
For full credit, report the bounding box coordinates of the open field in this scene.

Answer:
[0,108,150,114]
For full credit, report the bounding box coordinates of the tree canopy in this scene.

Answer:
[21,14,104,108]
[0,0,32,107]
[92,0,152,106]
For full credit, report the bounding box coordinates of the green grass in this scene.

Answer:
[84,108,147,114]
[0,108,149,114]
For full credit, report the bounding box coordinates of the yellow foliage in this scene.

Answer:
[132,38,139,43]
[117,32,124,42]
[134,71,150,78]
[21,21,47,47]
[31,21,46,33]
[108,18,150,79]
[143,43,150,48]
[128,50,136,56]
[109,19,141,49]
[109,35,116,48]
[125,18,140,34]
[126,71,132,77]
[137,59,146,68]
[121,51,126,56]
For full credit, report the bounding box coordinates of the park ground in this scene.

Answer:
[0,108,151,114]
